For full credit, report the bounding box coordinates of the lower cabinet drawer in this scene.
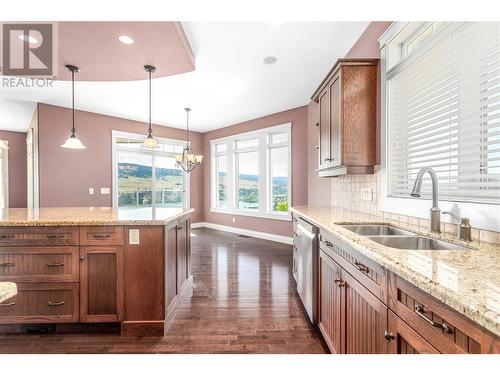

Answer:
[0,282,79,323]
[389,274,499,354]
[0,247,79,282]
[320,231,388,303]
[80,227,124,246]
[0,227,79,247]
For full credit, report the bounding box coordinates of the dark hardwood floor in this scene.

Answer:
[0,228,328,354]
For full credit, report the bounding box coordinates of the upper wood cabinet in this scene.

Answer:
[312,58,378,177]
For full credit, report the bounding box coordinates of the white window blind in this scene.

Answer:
[387,22,500,204]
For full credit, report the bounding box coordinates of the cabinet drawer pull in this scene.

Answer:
[414,304,452,333]
[324,240,333,248]
[0,234,15,239]
[353,260,369,274]
[0,302,15,307]
[0,263,15,268]
[334,278,345,287]
[46,234,65,239]
[92,234,112,239]
[48,301,65,307]
[47,262,65,267]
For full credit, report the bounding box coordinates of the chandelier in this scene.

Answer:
[175,108,203,172]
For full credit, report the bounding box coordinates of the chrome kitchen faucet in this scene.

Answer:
[410,167,441,233]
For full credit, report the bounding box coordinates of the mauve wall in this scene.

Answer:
[202,106,309,237]
[0,130,27,208]
[38,104,203,222]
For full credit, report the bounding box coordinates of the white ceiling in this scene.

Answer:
[0,22,368,133]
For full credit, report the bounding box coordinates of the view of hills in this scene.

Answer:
[118,162,288,212]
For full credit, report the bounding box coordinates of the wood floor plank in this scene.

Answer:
[0,228,328,354]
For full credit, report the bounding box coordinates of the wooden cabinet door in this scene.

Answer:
[176,218,190,290]
[79,247,124,322]
[329,72,342,167]
[165,222,178,309]
[318,87,330,169]
[343,269,388,354]
[387,311,439,354]
[318,250,343,354]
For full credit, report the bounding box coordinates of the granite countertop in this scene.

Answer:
[0,282,17,303]
[0,207,195,226]
[291,205,500,337]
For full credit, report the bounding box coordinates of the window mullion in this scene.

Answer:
[259,133,267,214]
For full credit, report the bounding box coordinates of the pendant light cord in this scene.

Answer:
[186,109,190,144]
[71,69,75,135]
[148,69,152,136]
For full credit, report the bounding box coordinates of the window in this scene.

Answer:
[379,22,500,232]
[0,141,8,209]
[384,22,500,204]
[210,123,292,220]
[112,131,188,210]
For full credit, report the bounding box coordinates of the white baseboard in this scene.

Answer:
[190,221,293,245]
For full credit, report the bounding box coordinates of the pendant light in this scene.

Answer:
[142,65,158,148]
[61,64,86,149]
[175,108,203,173]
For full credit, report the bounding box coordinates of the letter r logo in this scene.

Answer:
[2,23,53,76]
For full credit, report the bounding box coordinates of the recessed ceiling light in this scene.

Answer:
[263,56,278,65]
[118,35,134,45]
[269,21,284,26]
[18,34,38,44]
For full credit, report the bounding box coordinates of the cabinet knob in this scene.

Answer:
[79,255,85,261]
[384,330,395,342]
[334,278,345,287]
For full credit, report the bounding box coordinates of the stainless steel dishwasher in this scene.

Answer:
[294,217,318,323]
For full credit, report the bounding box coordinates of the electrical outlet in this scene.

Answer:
[360,188,373,202]
[100,187,110,195]
[88,188,94,195]
[129,229,140,245]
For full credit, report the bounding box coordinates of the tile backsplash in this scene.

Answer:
[330,167,500,245]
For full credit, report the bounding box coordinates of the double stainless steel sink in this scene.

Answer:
[340,224,469,251]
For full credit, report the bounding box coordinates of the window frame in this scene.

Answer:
[379,22,500,232]
[210,123,292,221]
[111,130,190,210]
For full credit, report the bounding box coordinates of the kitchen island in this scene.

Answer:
[0,207,193,337]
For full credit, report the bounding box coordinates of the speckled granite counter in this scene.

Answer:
[291,205,500,337]
[0,207,194,226]
[0,282,17,303]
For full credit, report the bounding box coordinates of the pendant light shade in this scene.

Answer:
[61,64,86,150]
[175,108,203,173]
[142,65,158,149]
